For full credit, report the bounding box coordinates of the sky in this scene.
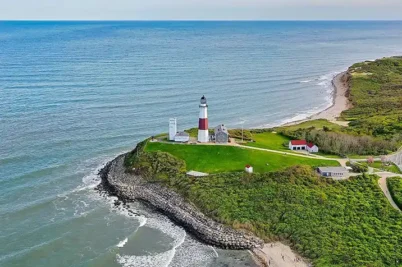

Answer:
[1,0,402,20]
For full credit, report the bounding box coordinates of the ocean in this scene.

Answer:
[1,21,402,267]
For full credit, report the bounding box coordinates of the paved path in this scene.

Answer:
[377,172,402,212]
[237,144,338,160]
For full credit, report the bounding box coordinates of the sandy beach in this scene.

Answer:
[283,71,351,127]
[253,242,309,267]
[251,72,352,267]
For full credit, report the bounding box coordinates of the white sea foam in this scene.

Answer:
[117,238,128,248]
[145,217,186,247]
[210,246,219,258]
[117,250,176,267]
[299,79,312,83]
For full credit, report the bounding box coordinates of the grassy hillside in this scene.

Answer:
[274,119,344,132]
[145,142,339,173]
[342,57,402,141]
[141,161,402,267]
[246,132,290,151]
[387,177,402,210]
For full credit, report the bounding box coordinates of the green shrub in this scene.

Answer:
[163,167,402,267]
[387,177,402,209]
[351,163,369,173]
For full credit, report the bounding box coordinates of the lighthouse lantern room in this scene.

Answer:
[198,95,209,143]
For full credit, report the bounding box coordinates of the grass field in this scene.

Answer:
[245,132,290,151]
[274,119,344,132]
[246,131,345,158]
[145,142,340,173]
[370,161,402,174]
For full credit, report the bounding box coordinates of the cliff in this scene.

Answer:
[97,153,264,250]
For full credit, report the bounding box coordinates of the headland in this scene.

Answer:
[97,57,402,267]
[97,154,264,250]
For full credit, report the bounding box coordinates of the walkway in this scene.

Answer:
[236,144,346,166]
[377,172,402,212]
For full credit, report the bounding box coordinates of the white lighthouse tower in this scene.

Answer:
[198,95,209,143]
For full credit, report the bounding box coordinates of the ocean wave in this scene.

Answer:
[117,249,176,267]
[117,238,128,248]
[257,70,344,128]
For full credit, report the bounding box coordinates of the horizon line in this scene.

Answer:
[1,19,402,22]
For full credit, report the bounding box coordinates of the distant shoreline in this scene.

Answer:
[280,71,351,127]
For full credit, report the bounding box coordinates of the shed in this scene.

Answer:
[306,142,319,153]
[214,124,229,144]
[245,165,253,173]
[174,132,190,142]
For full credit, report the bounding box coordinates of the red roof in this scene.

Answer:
[307,142,315,148]
[290,140,307,146]
[245,165,251,168]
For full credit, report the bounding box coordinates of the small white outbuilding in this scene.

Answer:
[245,165,253,173]
[174,132,190,143]
[306,143,319,153]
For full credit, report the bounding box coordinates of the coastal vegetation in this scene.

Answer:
[144,142,339,173]
[387,177,402,210]
[274,119,344,132]
[370,162,402,174]
[341,57,402,142]
[279,127,398,156]
[125,148,402,267]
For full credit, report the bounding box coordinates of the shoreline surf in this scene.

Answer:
[280,71,350,127]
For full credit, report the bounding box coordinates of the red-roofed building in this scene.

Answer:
[288,140,319,153]
[306,142,319,153]
[288,140,307,151]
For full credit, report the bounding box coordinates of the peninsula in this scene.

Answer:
[98,57,402,267]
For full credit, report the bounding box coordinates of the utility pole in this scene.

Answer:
[240,119,245,143]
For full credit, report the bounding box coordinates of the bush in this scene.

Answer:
[387,177,402,209]
[279,128,398,156]
[341,58,402,140]
[351,163,369,173]
[162,167,402,267]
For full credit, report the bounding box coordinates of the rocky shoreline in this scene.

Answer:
[97,151,264,250]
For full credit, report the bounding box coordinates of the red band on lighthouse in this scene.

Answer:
[198,118,208,130]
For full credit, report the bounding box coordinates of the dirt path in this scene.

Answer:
[378,173,402,212]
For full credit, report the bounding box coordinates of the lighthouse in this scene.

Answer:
[198,95,209,143]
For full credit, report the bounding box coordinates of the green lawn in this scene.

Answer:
[245,132,290,151]
[246,131,345,158]
[275,119,344,132]
[145,142,339,173]
[370,161,402,174]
